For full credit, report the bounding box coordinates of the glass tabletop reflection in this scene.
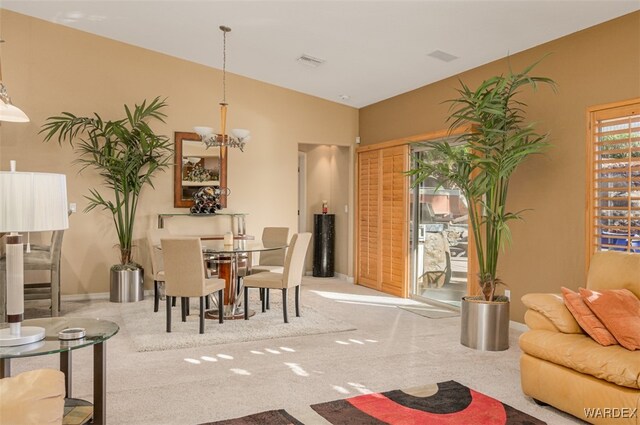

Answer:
[201,240,287,254]
[0,318,119,360]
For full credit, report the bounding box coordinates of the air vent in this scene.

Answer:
[297,54,325,68]
[427,50,459,63]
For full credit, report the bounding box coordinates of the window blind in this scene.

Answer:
[588,100,640,255]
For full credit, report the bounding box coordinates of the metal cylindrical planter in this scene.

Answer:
[110,265,144,302]
[460,297,510,351]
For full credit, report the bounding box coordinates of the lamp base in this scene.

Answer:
[0,326,46,347]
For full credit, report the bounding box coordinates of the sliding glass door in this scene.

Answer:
[410,143,469,307]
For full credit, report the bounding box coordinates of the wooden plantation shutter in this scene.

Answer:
[356,144,409,296]
[587,99,640,263]
[358,149,380,288]
[380,146,408,296]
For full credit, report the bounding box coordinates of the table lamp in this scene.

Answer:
[0,160,69,346]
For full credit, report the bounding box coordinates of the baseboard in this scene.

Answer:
[334,272,354,283]
[304,271,354,283]
[62,292,110,301]
[62,289,154,302]
[510,320,529,332]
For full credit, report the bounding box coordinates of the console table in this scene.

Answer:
[0,317,119,425]
[157,212,248,235]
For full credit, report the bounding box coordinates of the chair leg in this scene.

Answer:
[199,296,205,334]
[261,290,266,313]
[172,297,176,307]
[259,288,264,302]
[244,286,249,320]
[51,266,60,317]
[295,285,301,317]
[181,297,188,322]
[266,289,270,310]
[154,281,159,313]
[218,290,224,324]
[166,296,172,333]
[282,288,288,323]
[205,294,211,310]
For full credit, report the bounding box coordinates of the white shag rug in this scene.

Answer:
[54,292,356,352]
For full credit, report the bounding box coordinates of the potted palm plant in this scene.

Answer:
[409,61,555,350]
[41,97,172,302]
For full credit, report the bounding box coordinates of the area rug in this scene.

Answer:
[199,409,302,425]
[102,291,356,352]
[398,305,460,319]
[311,380,546,424]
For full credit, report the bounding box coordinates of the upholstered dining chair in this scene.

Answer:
[0,230,65,320]
[253,227,290,274]
[243,232,311,323]
[161,237,226,334]
[251,227,290,309]
[146,228,171,313]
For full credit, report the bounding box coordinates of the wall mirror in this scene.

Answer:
[174,131,228,208]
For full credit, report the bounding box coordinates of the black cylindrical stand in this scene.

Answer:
[313,214,335,277]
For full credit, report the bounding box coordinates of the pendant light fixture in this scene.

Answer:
[0,40,29,123]
[194,26,250,151]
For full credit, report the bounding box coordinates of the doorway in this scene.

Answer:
[410,143,469,308]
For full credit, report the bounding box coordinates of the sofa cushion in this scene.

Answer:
[581,288,640,351]
[587,251,640,298]
[521,293,583,334]
[0,368,65,425]
[519,330,640,389]
[561,287,617,346]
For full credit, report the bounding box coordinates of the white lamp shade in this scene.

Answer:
[193,126,214,138]
[0,171,69,232]
[231,128,250,141]
[0,101,30,123]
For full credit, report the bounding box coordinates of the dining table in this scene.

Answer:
[198,239,287,319]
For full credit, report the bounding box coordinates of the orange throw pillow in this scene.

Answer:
[561,287,618,346]
[580,288,640,351]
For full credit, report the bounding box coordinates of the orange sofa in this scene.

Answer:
[519,251,640,425]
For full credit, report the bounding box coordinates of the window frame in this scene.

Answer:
[586,98,640,271]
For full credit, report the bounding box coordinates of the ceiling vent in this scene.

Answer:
[297,54,325,68]
[427,50,459,63]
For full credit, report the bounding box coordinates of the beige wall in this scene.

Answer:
[0,10,358,295]
[300,144,352,276]
[359,12,640,321]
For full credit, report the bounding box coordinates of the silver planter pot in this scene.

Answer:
[460,297,510,351]
[110,265,144,303]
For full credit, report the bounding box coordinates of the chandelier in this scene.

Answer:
[0,40,29,123]
[194,26,250,152]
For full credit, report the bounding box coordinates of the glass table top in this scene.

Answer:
[0,318,119,359]
[202,241,287,254]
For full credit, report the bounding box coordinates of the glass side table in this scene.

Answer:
[0,317,119,425]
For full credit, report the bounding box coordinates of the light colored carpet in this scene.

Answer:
[14,278,583,425]
[398,304,460,319]
[49,292,355,352]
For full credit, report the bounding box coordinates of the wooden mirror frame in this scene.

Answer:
[174,131,228,208]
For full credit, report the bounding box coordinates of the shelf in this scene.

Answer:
[181,180,220,187]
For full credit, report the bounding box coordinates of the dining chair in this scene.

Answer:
[161,237,226,334]
[243,232,311,323]
[251,227,289,309]
[146,228,171,313]
[0,230,65,320]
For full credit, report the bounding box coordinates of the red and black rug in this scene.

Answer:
[311,380,546,425]
[200,409,302,425]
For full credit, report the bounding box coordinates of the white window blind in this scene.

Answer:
[587,100,640,257]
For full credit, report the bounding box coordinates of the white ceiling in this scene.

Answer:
[2,1,639,108]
